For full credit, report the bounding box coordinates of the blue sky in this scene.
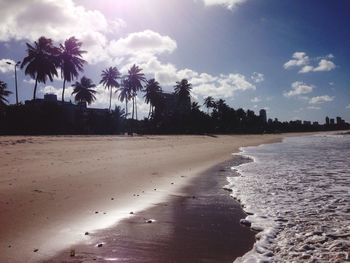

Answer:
[0,0,349,122]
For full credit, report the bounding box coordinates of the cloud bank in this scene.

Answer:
[284,52,336,73]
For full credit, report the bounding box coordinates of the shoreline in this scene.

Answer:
[0,134,306,262]
[46,158,256,262]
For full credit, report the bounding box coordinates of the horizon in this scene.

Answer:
[0,0,349,123]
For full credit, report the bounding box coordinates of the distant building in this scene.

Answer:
[259,109,267,123]
[44,93,58,102]
[303,121,311,125]
[325,116,330,125]
[313,122,319,126]
[25,93,109,120]
[330,118,335,125]
[336,116,342,125]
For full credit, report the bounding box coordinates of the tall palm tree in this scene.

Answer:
[126,64,146,120]
[21,36,60,100]
[0,80,12,108]
[203,96,215,114]
[100,67,121,111]
[59,36,86,102]
[118,78,132,119]
[144,78,162,118]
[174,79,192,103]
[71,76,96,105]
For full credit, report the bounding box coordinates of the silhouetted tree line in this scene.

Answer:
[0,36,348,135]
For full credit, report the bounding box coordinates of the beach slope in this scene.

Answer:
[0,134,284,262]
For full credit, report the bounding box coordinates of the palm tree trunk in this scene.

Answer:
[132,97,135,120]
[125,100,128,119]
[62,79,66,102]
[33,76,38,100]
[109,87,112,111]
[135,98,138,120]
[148,103,152,119]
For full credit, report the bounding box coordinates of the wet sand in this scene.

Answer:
[47,158,254,262]
[0,134,293,262]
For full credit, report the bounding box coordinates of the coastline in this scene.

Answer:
[46,158,256,262]
[0,134,299,262]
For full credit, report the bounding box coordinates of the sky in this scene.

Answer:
[0,0,349,123]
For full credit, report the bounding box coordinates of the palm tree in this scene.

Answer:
[59,37,86,102]
[118,78,132,119]
[216,99,228,112]
[114,105,126,119]
[71,76,96,105]
[191,101,200,112]
[0,80,12,108]
[174,79,192,103]
[144,79,162,118]
[126,64,146,120]
[21,36,60,100]
[203,96,215,114]
[100,67,121,111]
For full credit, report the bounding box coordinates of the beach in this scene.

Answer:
[0,134,287,262]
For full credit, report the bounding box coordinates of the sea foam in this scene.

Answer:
[227,134,350,263]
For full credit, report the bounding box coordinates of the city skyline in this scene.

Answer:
[0,0,349,123]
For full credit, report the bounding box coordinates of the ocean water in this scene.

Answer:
[226,134,350,263]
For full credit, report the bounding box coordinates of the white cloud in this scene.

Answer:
[345,104,350,109]
[39,85,74,101]
[128,55,178,86]
[108,19,127,34]
[121,52,255,100]
[309,95,334,104]
[284,52,336,73]
[299,65,314,73]
[191,73,217,85]
[192,73,255,98]
[284,52,309,69]
[307,106,321,110]
[284,81,314,97]
[198,0,248,9]
[251,97,261,103]
[313,59,336,72]
[0,59,15,73]
[90,84,120,110]
[0,0,126,65]
[0,0,112,41]
[107,30,177,58]
[23,78,36,84]
[251,72,264,83]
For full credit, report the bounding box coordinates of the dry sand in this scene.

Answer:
[0,134,289,262]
